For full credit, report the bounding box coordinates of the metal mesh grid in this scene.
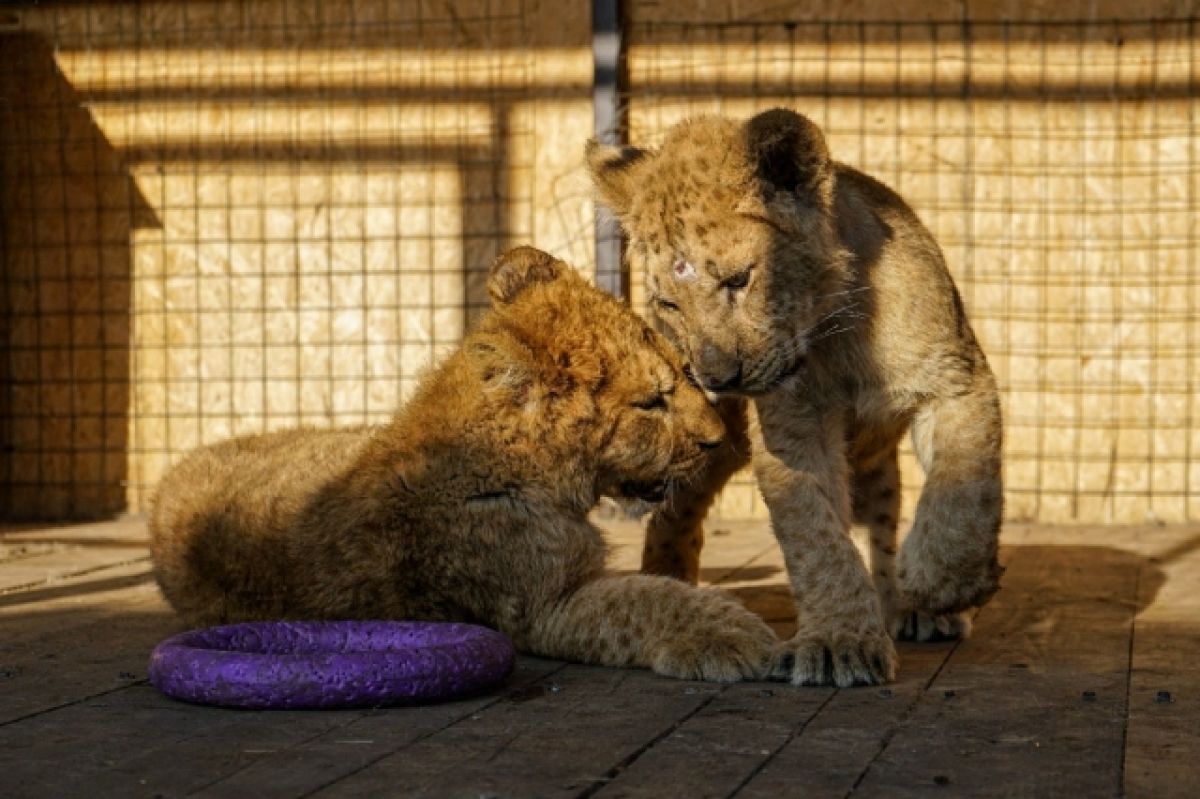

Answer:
[0,1,595,520]
[2,3,1198,525]
[623,16,1199,524]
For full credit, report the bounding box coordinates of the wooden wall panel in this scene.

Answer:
[625,1,1200,524]
[3,0,1198,525]
[1,0,594,517]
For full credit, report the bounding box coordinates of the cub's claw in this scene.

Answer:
[887,607,972,642]
[770,628,896,687]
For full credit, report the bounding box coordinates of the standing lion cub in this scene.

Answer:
[149,247,777,682]
[588,109,1004,687]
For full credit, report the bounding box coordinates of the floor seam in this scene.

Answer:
[725,687,840,799]
[1116,557,1142,799]
[294,662,571,798]
[0,681,144,728]
[844,627,970,797]
[575,685,726,799]
[0,555,153,596]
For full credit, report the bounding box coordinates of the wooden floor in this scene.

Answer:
[1,516,1197,798]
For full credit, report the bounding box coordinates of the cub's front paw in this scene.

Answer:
[896,540,1003,616]
[886,605,972,642]
[770,627,896,687]
[651,608,776,683]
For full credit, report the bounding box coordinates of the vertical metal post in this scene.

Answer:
[592,0,625,298]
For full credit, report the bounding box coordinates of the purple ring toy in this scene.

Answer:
[148,621,515,709]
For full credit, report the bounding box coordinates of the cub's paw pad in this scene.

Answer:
[888,608,972,642]
[653,613,776,683]
[769,629,896,687]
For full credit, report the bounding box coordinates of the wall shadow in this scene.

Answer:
[1,3,587,519]
[0,33,158,521]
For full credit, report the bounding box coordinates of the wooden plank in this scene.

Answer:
[0,519,168,726]
[24,658,562,799]
[0,518,149,546]
[844,541,1141,797]
[0,685,246,797]
[0,621,174,725]
[0,540,59,563]
[0,561,175,724]
[1124,528,1200,799]
[730,541,1047,797]
[580,539,813,798]
[288,516,846,798]
[697,520,781,589]
[0,518,150,593]
[599,515,780,588]
[0,550,151,595]
[308,665,722,797]
[588,522,953,798]
[585,518,952,797]
[730,642,957,798]
[705,535,794,639]
[187,658,566,799]
[0,685,409,799]
[590,681,834,798]
[1,519,1190,799]
[0,558,160,635]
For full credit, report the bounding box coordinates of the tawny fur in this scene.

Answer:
[149,247,777,683]
[588,109,1004,687]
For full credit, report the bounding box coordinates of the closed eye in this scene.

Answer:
[653,295,680,312]
[631,394,668,411]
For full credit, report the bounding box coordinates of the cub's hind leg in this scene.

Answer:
[852,446,969,642]
[642,397,751,584]
[525,574,775,682]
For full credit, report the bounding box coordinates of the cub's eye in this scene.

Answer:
[682,364,699,387]
[654,296,680,313]
[631,394,668,412]
[721,266,754,291]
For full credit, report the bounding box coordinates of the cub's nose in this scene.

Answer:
[693,343,742,392]
[698,364,742,393]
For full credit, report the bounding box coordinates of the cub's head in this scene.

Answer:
[587,109,853,396]
[470,246,725,504]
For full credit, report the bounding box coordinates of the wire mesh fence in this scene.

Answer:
[0,0,596,519]
[1,1,1198,525]
[623,12,1200,524]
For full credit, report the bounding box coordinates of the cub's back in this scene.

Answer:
[150,427,376,536]
[148,427,377,623]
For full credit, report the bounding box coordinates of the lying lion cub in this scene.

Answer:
[149,246,776,682]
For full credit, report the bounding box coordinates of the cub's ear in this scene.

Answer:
[488,246,570,306]
[744,108,833,208]
[585,139,651,218]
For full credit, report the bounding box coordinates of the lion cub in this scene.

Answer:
[149,247,776,682]
[588,109,1004,687]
